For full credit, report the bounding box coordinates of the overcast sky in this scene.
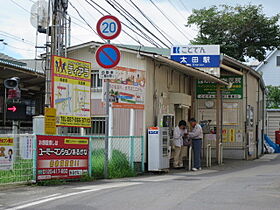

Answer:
[0,0,279,59]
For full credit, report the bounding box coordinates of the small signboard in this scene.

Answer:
[196,76,243,99]
[99,69,117,79]
[44,107,56,135]
[36,135,89,181]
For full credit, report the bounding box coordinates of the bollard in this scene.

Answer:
[206,144,212,167]
[188,146,192,171]
[218,143,223,165]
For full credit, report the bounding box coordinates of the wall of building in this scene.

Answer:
[258,50,280,86]
[266,110,280,142]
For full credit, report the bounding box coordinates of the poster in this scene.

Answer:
[52,55,91,127]
[229,128,236,142]
[20,135,33,160]
[36,135,89,180]
[44,107,56,135]
[222,129,228,143]
[196,76,243,99]
[236,130,243,143]
[103,66,145,109]
[0,137,14,170]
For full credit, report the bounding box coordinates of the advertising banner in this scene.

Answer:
[196,76,243,99]
[103,66,145,109]
[52,55,91,127]
[36,135,89,180]
[0,137,14,170]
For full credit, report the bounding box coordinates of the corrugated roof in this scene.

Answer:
[0,53,27,66]
[0,59,44,75]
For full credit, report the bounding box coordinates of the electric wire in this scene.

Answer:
[148,0,191,41]
[86,0,157,47]
[128,0,174,46]
[106,0,169,48]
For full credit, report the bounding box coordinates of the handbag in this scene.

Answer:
[183,137,192,146]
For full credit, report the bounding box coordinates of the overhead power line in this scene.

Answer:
[69,1,104,41]
[128,0,174,46]
[86,0,157,47]
[148,0,191,41]
[106,0,170,48]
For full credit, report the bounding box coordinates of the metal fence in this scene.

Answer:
[0,134,144,185]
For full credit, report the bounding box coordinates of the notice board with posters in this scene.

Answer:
[51,55,91,127]
[36,135,89,181]
[196,76,243,99]
[102,66,146,109]
[0,137,14,170]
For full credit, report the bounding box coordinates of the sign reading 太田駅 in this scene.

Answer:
[170,45,220,77]
[51,55,91,127]
[196,76,243,99]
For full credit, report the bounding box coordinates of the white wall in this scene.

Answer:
[258,50,280,86]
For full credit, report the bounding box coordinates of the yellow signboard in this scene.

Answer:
[51,55,91,127]
[229,128,236,142]
[45,107,57,135]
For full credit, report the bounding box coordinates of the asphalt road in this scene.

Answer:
[1,154,280,210]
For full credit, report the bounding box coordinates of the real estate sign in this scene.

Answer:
[51,55,91,127]
[36,135,89,180]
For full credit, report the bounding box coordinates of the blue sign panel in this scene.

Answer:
[170,45,220,68]
[148,131,159,134]
[96,44,121,69]
[170,55,220,68]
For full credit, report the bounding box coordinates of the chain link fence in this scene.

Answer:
[0,134,144,185]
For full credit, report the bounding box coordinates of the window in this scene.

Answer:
[91,70,103,92]
[277,56,280,66]
[86,117,106,135]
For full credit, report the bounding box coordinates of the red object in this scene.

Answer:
[96,15,122,40]
[95,44,121,69]
[275,131,280,145]
[36,135,89,181]
[7,106,16,112]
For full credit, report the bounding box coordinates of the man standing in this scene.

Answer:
[188,118,203,171]
[173,120,188,168]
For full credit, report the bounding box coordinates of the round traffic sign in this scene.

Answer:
[96,15,122,40]
[95,44,121,69]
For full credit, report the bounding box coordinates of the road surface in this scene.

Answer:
[1,154,280,210]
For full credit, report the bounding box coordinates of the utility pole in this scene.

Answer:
[45,0,68,107]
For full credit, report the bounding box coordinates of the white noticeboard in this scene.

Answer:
[20,135,33,160]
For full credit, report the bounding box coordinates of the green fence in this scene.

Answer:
[0,134,145,185]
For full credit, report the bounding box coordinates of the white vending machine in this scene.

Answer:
[148,127,170,171]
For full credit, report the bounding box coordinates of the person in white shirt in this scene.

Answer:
[173,120,188,168]
[188,118,203,171]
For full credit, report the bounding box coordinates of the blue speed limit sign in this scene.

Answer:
[96,15,122,40]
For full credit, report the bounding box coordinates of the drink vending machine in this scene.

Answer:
[148,127,170,171]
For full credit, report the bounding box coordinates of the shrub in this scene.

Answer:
[91,149,136,179]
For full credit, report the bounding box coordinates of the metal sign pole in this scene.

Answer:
[104,40,110,179]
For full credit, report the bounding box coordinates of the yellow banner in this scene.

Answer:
[45,107,57,135]
[64,138,89,145]
[0,138,14,146]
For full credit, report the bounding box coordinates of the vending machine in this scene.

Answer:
[148,127,170,171]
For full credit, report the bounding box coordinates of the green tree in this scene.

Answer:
[266,86,280,109]
[187,4,280,61]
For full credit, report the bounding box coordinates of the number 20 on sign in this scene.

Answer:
[96,15,122,40]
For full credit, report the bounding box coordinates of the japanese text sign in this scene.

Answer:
[51,55,91,127]
[36,135,89,180]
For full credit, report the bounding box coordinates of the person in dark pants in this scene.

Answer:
[188,118,203,171]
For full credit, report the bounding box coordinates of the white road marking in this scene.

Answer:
[7,182,141,210]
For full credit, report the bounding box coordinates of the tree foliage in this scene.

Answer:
[187,4,280,61]
[266,86,280,109]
